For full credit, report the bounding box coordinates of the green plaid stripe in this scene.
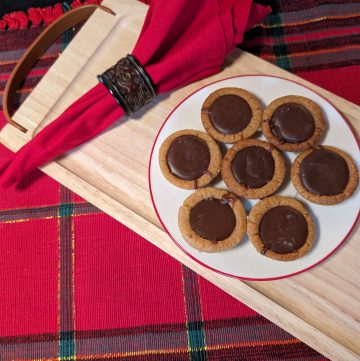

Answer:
[269,1,292,71]
[61,2,78,53]
[0,203,100,223]
[242,0,360,72]
[58,14,79,359]
[0,319,325,360]
[58,186,76,360]
[182,266,206,360]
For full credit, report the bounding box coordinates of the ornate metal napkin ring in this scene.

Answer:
[97,54,156,116]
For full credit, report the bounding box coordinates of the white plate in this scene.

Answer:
[149,75,360,280]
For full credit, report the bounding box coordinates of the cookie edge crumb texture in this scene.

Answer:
[158,129,222,189]
[178,187,247,252]
[261,95,325,152]
[201,87,262,144]
[247,196,314,261]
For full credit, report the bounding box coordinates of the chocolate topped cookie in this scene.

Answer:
[300,148,348,195]
[221,139,286,199]
[292,145,359,205]
[178,188,247,252]
[259,206,308,254]
[207,94,252,135]
[270,103,315,143]
[166,135,210,180]
[231,146,274,188]
[159,130,222,189]
[262,95,325,152]
[201,88,262,143]
[190,198,236,241]
[248,196,314,261]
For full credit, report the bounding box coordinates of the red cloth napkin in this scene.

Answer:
[0,0,270,188]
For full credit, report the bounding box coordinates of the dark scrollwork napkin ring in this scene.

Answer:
[97,54,156,116]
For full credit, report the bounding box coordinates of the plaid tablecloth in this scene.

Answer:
[1,0,359,360]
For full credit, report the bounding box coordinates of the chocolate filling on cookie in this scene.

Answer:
[166,135,210,180]
[270,103,315,143]
[208,94,252,135]
[231,146,275,188]
[259,206,308,254]
[300,148,349,196]
[190,198,236,241]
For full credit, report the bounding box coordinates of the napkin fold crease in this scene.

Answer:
[0,0,270,188]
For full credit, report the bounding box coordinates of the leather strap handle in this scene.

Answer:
[3,4,115,133]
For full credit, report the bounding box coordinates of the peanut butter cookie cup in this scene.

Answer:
[201,87,262,143]
[291,145,359,205]
[221,139,286,199]
[178,188,247,252]
[248,196,314,261]
[159,130,222,189]
[262,95,325,152]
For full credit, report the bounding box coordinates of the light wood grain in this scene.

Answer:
[1,1,359,359]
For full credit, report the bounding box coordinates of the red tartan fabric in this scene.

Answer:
[0,0,103,29]
[1,0,360,360]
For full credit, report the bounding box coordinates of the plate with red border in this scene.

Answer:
[149,75,360,280]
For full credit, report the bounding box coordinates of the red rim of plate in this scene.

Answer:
[148,74,360,281]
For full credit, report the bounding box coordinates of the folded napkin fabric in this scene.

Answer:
[0,0,270,188]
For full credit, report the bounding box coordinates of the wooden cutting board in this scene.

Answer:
[1,1,359,359]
